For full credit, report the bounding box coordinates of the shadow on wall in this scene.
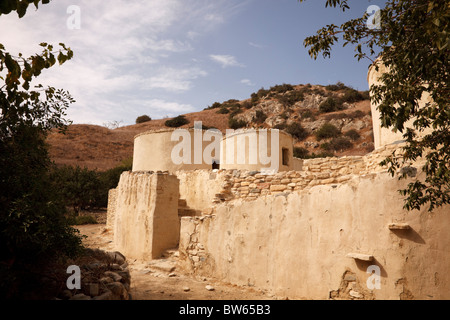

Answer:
[354,258,388,278]
[389,228,426,244]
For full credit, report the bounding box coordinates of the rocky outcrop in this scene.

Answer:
[62,249,132,300]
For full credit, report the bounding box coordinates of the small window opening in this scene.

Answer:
[282,148,289,166]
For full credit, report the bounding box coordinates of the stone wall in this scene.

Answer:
[368,59,434,149]
[177,170,228,212]
[106,188,117,230]
[133,129,220,173]
[208,143,407,204]
[113,171,180,260]
[67,249,132,300]
[178,170,450,300]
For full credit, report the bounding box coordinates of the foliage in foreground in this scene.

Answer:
[300,0,450,211]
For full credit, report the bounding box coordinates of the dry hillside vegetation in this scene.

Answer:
[47,83,374,171]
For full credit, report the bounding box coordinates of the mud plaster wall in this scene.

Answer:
[172,143,408,208]
[113,171,180,260]
[367,60,434,150]
[106,188,117,230]
[178,170,450,300]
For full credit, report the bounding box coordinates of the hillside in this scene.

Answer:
[47,83,374,171]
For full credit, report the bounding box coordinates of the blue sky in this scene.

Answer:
[0,0,386,126]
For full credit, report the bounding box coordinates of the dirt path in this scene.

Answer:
[77,224,280,300]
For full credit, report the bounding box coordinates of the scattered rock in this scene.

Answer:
[100,276,114,284]
[349,290,363,299]
[205,285,215,291]
[117,270,131,283]
[106,251,126,265]
[106,282,125,297]
[168,272,177,277]
[89,283,100,297]
[70,293,91,300]
[183,287,191,292]
[104,271,122,282]
[148,260,176,273]
[93,290,113,300]
[61,290,72,300]
[344,274,356,282]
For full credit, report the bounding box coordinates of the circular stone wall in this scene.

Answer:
[132,129,221,172]
[219,129,297,172]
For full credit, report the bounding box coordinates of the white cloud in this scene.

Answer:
[209,55,244,68]
[240,79,255,86]
[204,13,225,24]
[127,98,195,119]
[0,0,253,125]
[145,67,208,92]
[249,42,265,49]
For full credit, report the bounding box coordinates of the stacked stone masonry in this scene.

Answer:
[211,143,408,204]
[106,188,117,230]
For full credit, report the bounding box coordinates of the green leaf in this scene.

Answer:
[17,1,28,18]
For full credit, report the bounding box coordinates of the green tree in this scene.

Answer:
[314,123,341,140]
[253,110,267,124]
[0,0,83,298]
[165,115,189,127]
[135,115,151,124]
[96,158,133,208]
[49,166,102,213]
[285,122,309,141]
[228,116,247,129]
[319,97,340,113]
[299,0,450,211]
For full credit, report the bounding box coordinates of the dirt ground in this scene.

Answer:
[76,223,282,300]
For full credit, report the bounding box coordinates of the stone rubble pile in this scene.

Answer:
[62,249,132,300]
[212,143,406,204]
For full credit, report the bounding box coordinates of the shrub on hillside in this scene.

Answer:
[285,122,309,141]
[341,88,366,103]
[314,123,341,140]
[270,83,294,94]
[325,81,348,91]
[308,151,335,159]
[300,109,316,120]
[325,112,348,120]
[228,117,247,129]
[135,115,152,124]
[293,147,310,159]
[298,85,313,96]
[344,129,361,141]
[224,99,239,104]
[294,147,334,159]
[280,112,289,120]
[319,97,343,113]
[321,137,353,152]
[165,115,189,127]
[253,110,267,124]
[348,110,366,119]
[278,90,305,107]
[273,123,287,130]
[251,87,271,104]
[216,106,230,114]
[210,102,222,109]
[229,106,243,117]
[242,101,253,109]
